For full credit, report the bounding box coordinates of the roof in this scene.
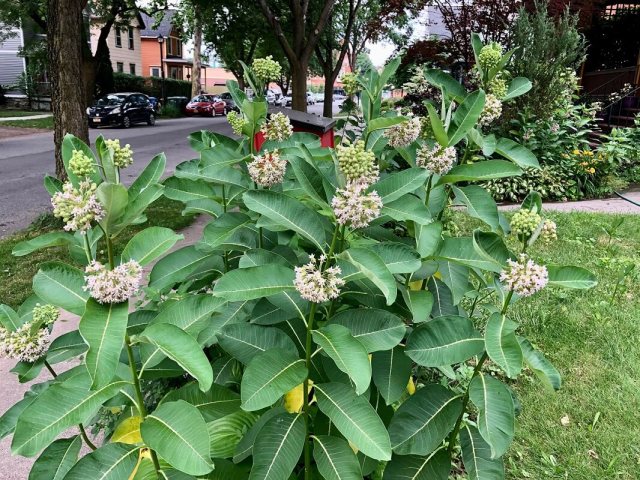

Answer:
[140,10,177,38]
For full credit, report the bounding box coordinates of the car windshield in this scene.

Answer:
[191,96,210,103]
[96,95,126,106]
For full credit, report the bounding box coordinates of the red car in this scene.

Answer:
[185,95,228,116]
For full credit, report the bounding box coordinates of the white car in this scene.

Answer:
[265,89,277,104]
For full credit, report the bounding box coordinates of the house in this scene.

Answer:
[0,20,46,99]
[89,13,145,76]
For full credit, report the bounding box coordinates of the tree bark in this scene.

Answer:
[191,4,203,96]
[291,61,308,111]
[323,74,335,117]
[48,0,89,180]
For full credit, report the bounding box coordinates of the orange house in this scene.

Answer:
[139,11,192,82]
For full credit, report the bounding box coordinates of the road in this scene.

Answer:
[0,102,337,236]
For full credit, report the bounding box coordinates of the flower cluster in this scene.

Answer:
[565,149,603,175]
[479,93,503,127]
[416,144,457,175]
[261,112,293,142]
[478,42,503,70]
[488,76,508,99]
[0,323,51,363]
[51,181,105,233]
[227,111,247,136]
[84,260,143,304]
[252,56,282,82]
[69,150,95,177]
[294,255,345,303]
[104,139,133,168]
[510,209,541,237]
[500,254,548,297]
[540,219,557,244]
[331,181,382,229]
[32,304,59,328]
[336,141,379,185]
[248,150,287,187]
[341,73,360,96]
[385,117,421,148]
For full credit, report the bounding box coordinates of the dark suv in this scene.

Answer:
[87,93,156,128]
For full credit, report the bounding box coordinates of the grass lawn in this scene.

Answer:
[0,196,194,309]
[457,211,640,479]
[0,110,48,118]
[0,117,54,129]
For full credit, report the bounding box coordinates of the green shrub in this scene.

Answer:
[112,72,192,99]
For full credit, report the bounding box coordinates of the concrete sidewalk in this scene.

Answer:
[500,190,640,214]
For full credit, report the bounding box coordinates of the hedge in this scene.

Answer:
[113,72,192,98]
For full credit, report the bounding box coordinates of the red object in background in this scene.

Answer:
[254,107,336,151]
[185,94,227,117]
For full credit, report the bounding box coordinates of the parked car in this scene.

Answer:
[147,96,160,112]
[314,93,324,103]
[218,92,239,112]
[185,94,228,116]
[166,96,189,113]
[87,92,155,128]
[275,95,289,107]
[283,95,293,107]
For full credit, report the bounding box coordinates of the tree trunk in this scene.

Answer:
[48,0,89,180]
[291,61,308,112]
[323,68,336,117]
[191,6,202,96]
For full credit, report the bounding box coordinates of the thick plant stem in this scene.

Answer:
[44,360,97,451]
[83,233,92,263]
[221,185,227,213]
[302,302,318,480]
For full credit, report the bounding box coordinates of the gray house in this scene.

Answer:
[0,23,28,96]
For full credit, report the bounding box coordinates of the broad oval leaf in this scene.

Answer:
[62,443,139,480]
[503,76,532,101]
[121,227,183,266]
[314,383,392,461]
[382,195,433,225]
[406,316,484,367]
[439,161,522,184]
[388,384,462,456]
[0,304,21,331]
[330,308,405,353]
[234,407,287,463]
[129,153,166,201]
[212,265,296,301]
[382,449,450,480]
[161,381,241,422]
[218,323,297,365]
[32,262,89,316]
[241,348,307,411]
[141,400,213,476]
[208,410,258,458]
[372,345,414,406]
[12,232,76,257]
[341,247,397,305]
[437,237,503,273]
[517,337,561,391]
[312,324,371,395]
[28,436,82,480]
[468,374,515,459]
[96,182,128,232]
[460,425,505,480]
[370,243,422,275]
[485,313,522,378]
[374,169,429,203]
[312,435,362,480]
[494,137,539,169]
[453,186,500,231]
[547,265,598,289]
[149,245,219,291]
[448,90,486,147]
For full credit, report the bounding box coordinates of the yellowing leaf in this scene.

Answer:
[128,448,149,480]
[407,377,416,395]
[348,440,359,454]
[284,381,313,413]
[112,416,143,444]
[409,280,423,291]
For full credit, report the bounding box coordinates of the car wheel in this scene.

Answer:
[147,113,156,126]
[121,115,131,128]
[223,106,228,115]
[89,122,97,129]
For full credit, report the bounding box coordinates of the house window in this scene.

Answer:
[128,27,134,49]
[167,37,182,57]
[115,28,122,48]
[151,67,160,77]
[129,63,136,75]
[116,62,124,73]
[169,66,182,80]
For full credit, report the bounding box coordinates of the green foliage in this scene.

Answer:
[113,72,192,99]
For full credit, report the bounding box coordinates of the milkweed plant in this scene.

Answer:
[0,34,597,480]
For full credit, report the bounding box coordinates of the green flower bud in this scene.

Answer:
[336,140,379,185]
[341,73,360,96]
[252,56,282,82]
[105,139,133,168]
[511,208,542,238]
[478,43,503,70]
[69,150,95,177]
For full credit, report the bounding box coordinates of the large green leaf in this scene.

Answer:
[0,392,39,440]
[240,348,307,411]
[439,161,522,184]
[149,246,219,291]
[312,435,362,480]
[437,260,471,305]
[140,323,213,392]
[426,104,448,146]
[427,278,457,318]
[547,265,598,289]
[367,115,409,133]
[32,262,88,316]
[129,153,166,201]
[448,90,486,147]
[452,186,500,231]
[382,195,434,225]
[405,316,484,367]
[141,400,213,476]
[388,384,462,456]
[96,183,128,232]
[12,372,129,456]
[485,313,522,378]
[374,169,429,203]
[79,299,128,389]
[249,412,305,480]
[234,407,286,463]
[0,304,21,331]
[518,337,561,391]
[218,323,297,365]
[416,221,443,258]
[341,247,397,305]
[502,77,532,101]
[121,227,183,266]
[208,410,258,458]
[372,345,414,406]
[329,308,405,353]
[212,265,296,301]
[424,69,468,102]
[494,137,539,169]
[382,449,450,480]
[152,294,225,336]
[314,383,392,461]
[199,212,257,252]
[63,443,139,480]
[472,230,511,269]
[313,324,371,395]
[12,232,76,257]
[370,243,421,275]
[28,436,81,480]
[243,190,329,250]
[460,425,505,480]
[469,374,515,458]
[401,289,434,323]
[437,237,503,272]
[161,382,240,422]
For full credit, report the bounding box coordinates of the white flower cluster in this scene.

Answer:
[336,141,379,185]
[51,181,105,233]
[0,323,51,363]
[331,181,382,229]
[252,56,282,82]
[105,139,133,168]
[540,219,557,244]
[500,254,548,297]
[294,255,345,303]
[84,260,142,304]
[227,111,247,136]
[385,117,422,148]
[69,150,95,177]
[479,94,503,127]
[416,144,457,175]
[261,112,293,142]
[248,150,287,187]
